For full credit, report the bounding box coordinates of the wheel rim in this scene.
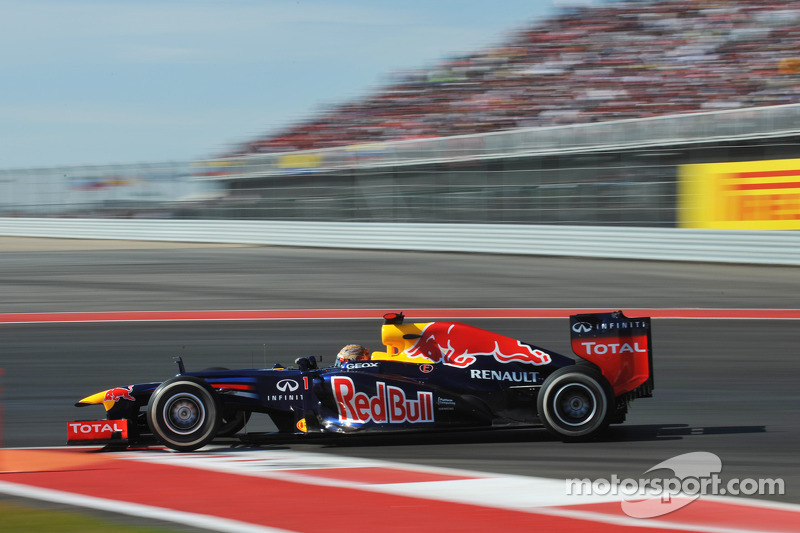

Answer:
[162,392,206,435]
[552,383,597,427]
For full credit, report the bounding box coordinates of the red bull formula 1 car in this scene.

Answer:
[68,311,654,451]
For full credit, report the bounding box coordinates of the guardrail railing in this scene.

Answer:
[1,218,798,266]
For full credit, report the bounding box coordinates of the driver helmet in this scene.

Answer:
[337,344,370,365]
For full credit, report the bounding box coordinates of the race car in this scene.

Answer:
[68,311,654,451]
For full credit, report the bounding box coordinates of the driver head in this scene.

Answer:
[337,344,370,365]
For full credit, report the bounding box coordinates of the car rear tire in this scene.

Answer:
[537,366,613,442]
[147,376,220,452]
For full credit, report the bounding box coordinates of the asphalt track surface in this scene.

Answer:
[1,237,799,507]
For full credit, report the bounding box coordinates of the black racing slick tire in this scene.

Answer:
[146,376,221,452]
[537,366,614,442]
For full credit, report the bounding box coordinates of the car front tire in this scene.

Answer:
[147,376,220,452]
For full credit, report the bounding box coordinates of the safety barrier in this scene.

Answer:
[1,218,798,265]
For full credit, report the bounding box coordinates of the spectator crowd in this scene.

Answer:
[228,0,800,156]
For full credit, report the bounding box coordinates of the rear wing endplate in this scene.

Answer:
[569,311,654,398]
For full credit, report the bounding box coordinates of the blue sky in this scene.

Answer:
[0,0,567,169]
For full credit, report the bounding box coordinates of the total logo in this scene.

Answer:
[67,420,129,442]
[579,341,647,355]
[332,376,434,425]
[68,421,127,434]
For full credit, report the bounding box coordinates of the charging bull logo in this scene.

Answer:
[405,322,551,368]
[104,386,135,403]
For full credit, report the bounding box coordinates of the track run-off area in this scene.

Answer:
[2,307,799,532]
[1,240,799,531]
[2,444,800,533]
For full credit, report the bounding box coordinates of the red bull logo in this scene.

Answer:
[104,386,135,403]
[332,376,434,424]
[404,322,552,368]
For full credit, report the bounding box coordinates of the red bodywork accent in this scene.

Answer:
[67,419,129,445]
[210,383,255,391]
[405,322,552,368]
[570,312,653,396]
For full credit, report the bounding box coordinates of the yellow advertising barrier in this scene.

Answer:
[278,153,322,169]
[678,158,800,230]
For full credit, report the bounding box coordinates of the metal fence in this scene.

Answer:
[205,162,678,226]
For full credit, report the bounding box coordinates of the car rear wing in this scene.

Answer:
[569,311,654,398]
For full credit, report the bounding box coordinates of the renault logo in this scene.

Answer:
[276,379,299,392]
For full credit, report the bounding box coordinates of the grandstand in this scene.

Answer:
[226,0,800,156]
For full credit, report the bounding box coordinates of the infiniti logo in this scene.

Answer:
[572,321,593,333]
[276,379,299,392]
